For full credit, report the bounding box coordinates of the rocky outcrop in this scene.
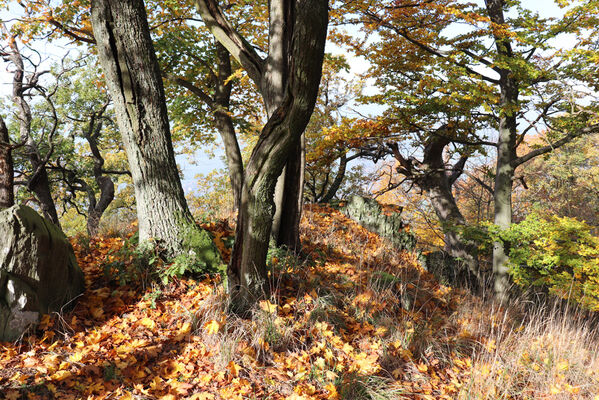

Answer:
[341,196,416,252]
[0,205,85,341]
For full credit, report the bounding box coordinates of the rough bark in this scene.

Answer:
[197,0,328,312]
[91,0,220,263]
[389,134,480,283]
[485,0,519,300]
[0,116,14,209]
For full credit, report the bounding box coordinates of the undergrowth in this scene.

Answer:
[1,205,598,399]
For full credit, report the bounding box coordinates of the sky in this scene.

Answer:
[0,0,578,194]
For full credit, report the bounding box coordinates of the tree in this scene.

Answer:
[303,55,373,204]
[514,133,599,226]
[90,0,220,264]
[1,30,62,226]
[196,0,328,311]
[0,115,14,209]
[347,0,599,297]
[45,61,130,237]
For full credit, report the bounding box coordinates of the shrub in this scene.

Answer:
[495,213,599,310]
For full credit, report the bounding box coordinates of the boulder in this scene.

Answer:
[0,205,85,341]
[341,195,416,252]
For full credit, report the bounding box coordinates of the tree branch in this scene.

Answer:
[514,123,599,167]
[195,0,264,84]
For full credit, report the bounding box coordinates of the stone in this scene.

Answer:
[0,205,85,341]
[341,195,416,252]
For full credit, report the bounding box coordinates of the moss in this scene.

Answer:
[160,217,225,283]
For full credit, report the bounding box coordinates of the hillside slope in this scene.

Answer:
[1,205,598,399]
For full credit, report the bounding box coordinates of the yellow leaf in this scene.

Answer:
[69,352,83,363]
[550,384,561,394]
[189,393,215,400]
[50,370,72,381]
[557,359,569,371]
[204,319,220,335]
[173,322,191,341]
[259,300,278,313]
[139,317,156,330]
[417,363,428,373]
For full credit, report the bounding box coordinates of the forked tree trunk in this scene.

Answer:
[83,111,116,237]
[418,137,480,283]
[200,0,328,312]
[91,0,220,263]
[0,116,14,209]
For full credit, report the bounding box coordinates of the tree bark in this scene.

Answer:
[197,0,328,312]
[272,136,304,251]
[485,0,519,300]
[419,137,480,282]
[0,116,14,209]
[213,42,243,209]
[91,0,220,263]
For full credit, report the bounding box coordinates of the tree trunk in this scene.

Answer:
[419,137,480,283]
[492,111,517,299]
[320,151,348,203]
[84,112,116,237]
[26,145,61,227]
[91,0,220,263]
[212,1,327,313]
[485,0,519,300]
[214,42,243,209]
[272,136,304,251]
[0,116,14,209]
[86,175,115,237]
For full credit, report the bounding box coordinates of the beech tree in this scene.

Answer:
[196,0,328,311]
[90,0,220,263]
[346,0,599,297]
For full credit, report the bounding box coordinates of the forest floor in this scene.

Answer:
[1,205,598,399]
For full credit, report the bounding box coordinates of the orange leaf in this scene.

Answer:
[228,360,241,377]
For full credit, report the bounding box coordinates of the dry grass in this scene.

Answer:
[456,296,599,399]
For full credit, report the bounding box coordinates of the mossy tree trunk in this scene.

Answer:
[91,0,220,263]
[196,0,328,312]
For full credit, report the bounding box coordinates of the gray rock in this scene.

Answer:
[341,195,416,252]
[0,205,85,341]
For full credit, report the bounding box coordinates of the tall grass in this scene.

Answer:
[459,296,599,399]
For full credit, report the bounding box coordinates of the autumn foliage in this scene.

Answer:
[0,206,597,399]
